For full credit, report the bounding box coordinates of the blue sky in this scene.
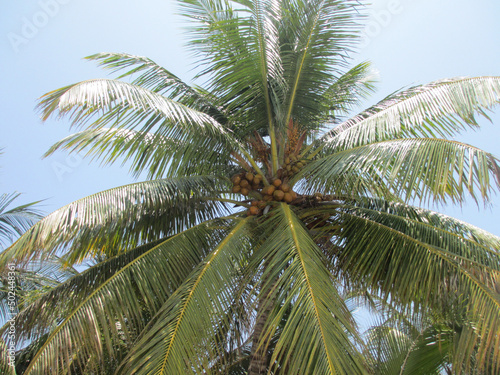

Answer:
[1,0,499,237]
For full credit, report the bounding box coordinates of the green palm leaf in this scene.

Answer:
[280,0,362,129]
[0,339,16,375]
[252,203,366,374]
[115,217,251,374]
[301,138,500,204]
[17,219,234,374]
[322,61,377,123]
[177,0,260,117]
[39,79,223,133]
[38,79,236,171]
[0,193,42,249]
[43,127,237,179]
[342,198,500,257]
[85,53,228,122]
[0,176,229,265]
[365,322,453,375]
[329,204,500,372]
[0,256,79,322]
[319,76,500,150]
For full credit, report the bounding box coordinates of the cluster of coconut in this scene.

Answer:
[279,155,308,179]
[261,179,297,203]
[250,179,299,216]
[231,172,264,196]
[231,171,301,216]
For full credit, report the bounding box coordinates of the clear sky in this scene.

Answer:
[1,0,499,237]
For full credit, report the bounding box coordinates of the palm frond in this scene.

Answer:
[0,176,229,266]
[250,0,284,171]
[43,127,236,179]
[342,197,500,253]
[327,203,500,372]
[280,0,363,129]
[16,219,235,374]
[38,79,237,173]
[299,138,500,204]
[251,203,366,374]
[115,217,252,374]
[365,322,453,375]
[85,52,228,121]
[0,256,79,322]
[178,0,257,111]
[319,76,500,150]
[0,339,15,375]
[322,61,378,122]
[178,0,285,142]
[0,193,42,249]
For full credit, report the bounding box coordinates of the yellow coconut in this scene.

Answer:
[283,192,293,203]
[245,172,254,182]
[249,206,259,215]
[273,190,285,201]
[263,185,276,196]
[280,183,290,192]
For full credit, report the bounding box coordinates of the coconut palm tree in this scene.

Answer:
[1,0,500,373]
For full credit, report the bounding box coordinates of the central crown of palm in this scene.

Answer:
[2,0,500,374]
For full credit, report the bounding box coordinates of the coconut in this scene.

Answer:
[272,179,282,187]
[240,179,249,188]
[251,200,259,206]
[283,192,293,203]
[280,183,290,192]
[273,190,285,201]
[240,187,250,196]
[232,176,241,185]
[263,185,275,195]
[232,185,241,193]
[245,172,254,182]
[249,206,259,215]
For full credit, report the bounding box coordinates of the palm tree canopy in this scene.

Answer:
[2,0,500,374]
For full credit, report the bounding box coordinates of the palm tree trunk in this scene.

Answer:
[248,294,272,374]
[248,263,276,375]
